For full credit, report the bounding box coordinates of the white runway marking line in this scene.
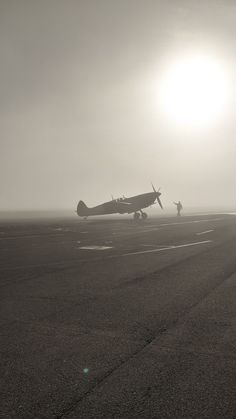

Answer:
[121,240,212,257]
[141,244,157,247]
[113,218,224,237]
[141,244,172,248]
[1,240,212,271]
[159,218,223,227]
[196,230,214,236]
[79,245,113,250]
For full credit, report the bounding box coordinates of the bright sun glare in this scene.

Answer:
[159,54,230,128]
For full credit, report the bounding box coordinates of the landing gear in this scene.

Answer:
[133,211,148,220]
[133,212,140,220]
[141,212,148,220]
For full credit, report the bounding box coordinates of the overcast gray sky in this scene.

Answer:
[1,0,236,211]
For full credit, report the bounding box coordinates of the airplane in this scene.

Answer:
[76,184,163,220]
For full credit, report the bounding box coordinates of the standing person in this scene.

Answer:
[173,201,183,216]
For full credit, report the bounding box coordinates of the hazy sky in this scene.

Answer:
[1,0,236,210]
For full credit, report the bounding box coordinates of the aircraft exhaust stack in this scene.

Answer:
[77,200,89,217]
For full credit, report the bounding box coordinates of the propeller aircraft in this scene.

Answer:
[77,184,163,220]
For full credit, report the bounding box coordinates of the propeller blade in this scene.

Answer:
[151,182,156,193]
[151,183,163,208]
[151,183,161,193]
[157,195,163,209]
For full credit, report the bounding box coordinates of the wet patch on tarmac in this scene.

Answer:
[78,245,114,250]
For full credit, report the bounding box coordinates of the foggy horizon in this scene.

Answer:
[1,0,236,211]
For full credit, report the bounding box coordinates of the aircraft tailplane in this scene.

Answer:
[77,200,89,217]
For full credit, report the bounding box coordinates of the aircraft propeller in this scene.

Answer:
[151,183,163,209]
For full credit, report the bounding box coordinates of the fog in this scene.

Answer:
[1,0,236,212]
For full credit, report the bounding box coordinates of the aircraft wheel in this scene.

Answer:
[133,212,140,220]
[141,212,148,220]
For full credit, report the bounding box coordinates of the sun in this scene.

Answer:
[159,53,230,128]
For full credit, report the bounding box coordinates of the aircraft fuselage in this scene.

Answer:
[77,192,158,217]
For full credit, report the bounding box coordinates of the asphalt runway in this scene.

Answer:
[0,213,236,418]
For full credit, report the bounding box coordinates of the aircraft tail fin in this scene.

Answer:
[77,200,89,217]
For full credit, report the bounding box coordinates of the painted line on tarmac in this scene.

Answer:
[110,217,225,237]
[0,240,212,273]
[0,217,222,242]
[196,230,214,236]
[158,218,223,227]
[141,244,172,248]
[113,218,224,237]
[120,240,212,257]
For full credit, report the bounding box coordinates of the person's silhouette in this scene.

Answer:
[173,201,183,216]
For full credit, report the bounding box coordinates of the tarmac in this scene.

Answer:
[0,213,236,418]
